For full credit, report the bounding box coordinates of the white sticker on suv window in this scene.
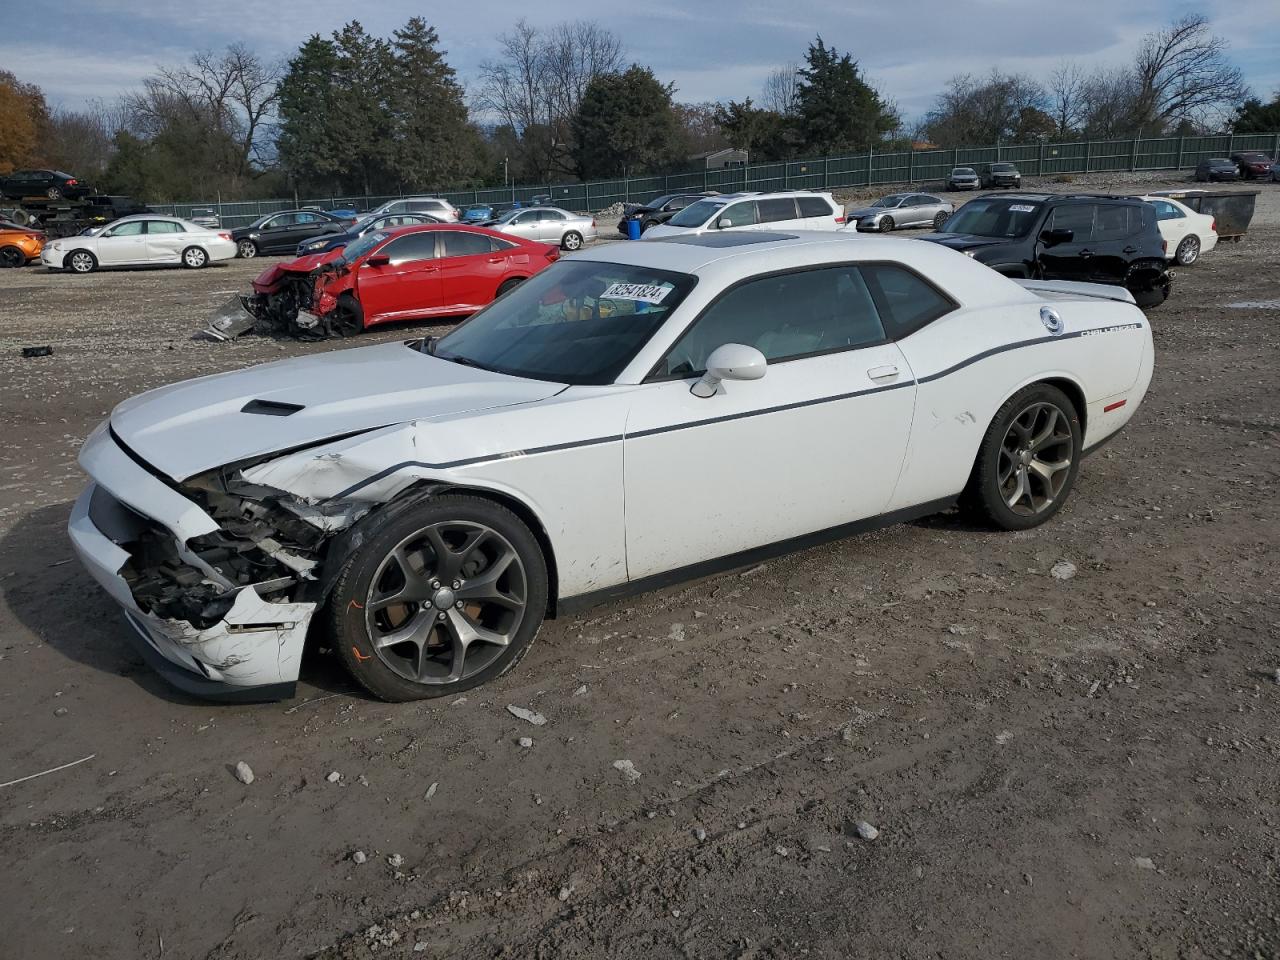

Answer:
[601,282,672,304]
[1009,204,1036,213]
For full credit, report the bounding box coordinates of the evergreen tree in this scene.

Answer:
[1233,93,1280,133]
[275,35,342,191]
[570,65,681,179]
[794,37,898,155]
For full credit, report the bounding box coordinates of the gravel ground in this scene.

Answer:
[0,181,1277,960]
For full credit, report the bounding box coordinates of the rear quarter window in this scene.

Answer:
[797,196,835,217]
[756,197,799,223]
[859,264,956,339]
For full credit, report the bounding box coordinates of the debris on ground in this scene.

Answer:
[325,771,341,783]
[21,345,53,358]
[612,759,641,784]
[1134,856,1156,870]
[351,851,367,865]
[573,684,588,696]
[507,705,547,726]
[558,886,573,902]
[233,761,254,785]
[694,827,707,843]
[853,821,880,841]
[387,854,404,869]
[423,782,438,801]
[1051,560,1078,580]
[518,737,533,748]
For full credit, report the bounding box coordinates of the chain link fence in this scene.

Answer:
[151,132,1280,229]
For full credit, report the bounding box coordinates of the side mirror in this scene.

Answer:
[716,217,733,229]
[365,253,391,267]
[1040,228,1073,246]
[691,343,767,398]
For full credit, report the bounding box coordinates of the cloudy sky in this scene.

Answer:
[4,0,1278,123]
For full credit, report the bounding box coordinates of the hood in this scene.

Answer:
[847,206,895,219]
[251,250,344,291]
[916,232,1013,252]
[109,341,565,480]
[950,172,978,180]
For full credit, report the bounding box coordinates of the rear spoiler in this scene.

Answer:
[1014,279,1137,305]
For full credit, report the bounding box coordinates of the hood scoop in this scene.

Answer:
[242,399,305,417]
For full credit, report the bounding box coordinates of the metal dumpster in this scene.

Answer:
[1147,189,1259,241]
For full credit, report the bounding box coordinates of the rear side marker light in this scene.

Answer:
[1103,399,1127,413]
[1210,219,1217,233]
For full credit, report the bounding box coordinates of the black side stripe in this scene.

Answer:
[327,323,1143,500]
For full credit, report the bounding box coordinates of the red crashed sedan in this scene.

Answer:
[237,224,560,339]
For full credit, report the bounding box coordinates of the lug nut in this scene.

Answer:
[431,580,440,589]
[455,601,464,609]
[437,612,447,622]
[452,580,461,589]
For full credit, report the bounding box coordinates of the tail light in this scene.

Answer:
[835,215,846,224]
[66,178,77,186]
[592,218,597,227]
[1210,218,1217,233]
[219,231,232,241]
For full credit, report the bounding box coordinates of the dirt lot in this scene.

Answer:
[1,182,1277,960]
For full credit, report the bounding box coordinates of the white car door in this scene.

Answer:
[1149,199,1187,252]
[143,220,186,263]
[95,220,148,264]
[623,263,916,579]
[713,199,759,233]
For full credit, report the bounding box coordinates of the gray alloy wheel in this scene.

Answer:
[0,245,23,268]
[363,520,530,687]
[879,216,894,232]
[237,239,258,259]
[933,211,949,229]
[182,246,208,268]
[1175,235,1200,266]
[67,250,97,274]
[996,401,1074,517]
[561,230,583,251]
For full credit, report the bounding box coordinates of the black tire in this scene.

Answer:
[496,277,525,298]
[641,219,659,232]
[880,216,895,233]
[964,383,1082,531]
[328,494,549,702]
[66,250,97,274]
[1174,235,1200,266]
[237,239,258,259]
[0,245,23,268]
[1133,283,1169,309]
[933,211,949,229]
[46,186,62,200]
[181,246,208,269]
[331,293,364,337]
[561,230,584,251]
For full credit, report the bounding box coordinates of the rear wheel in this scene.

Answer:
[561,230,583,251]
[1174,235,1200,266]
[237,239,258,259]
[496,277,524,298]
[0,245,23,268]
[67,250,97,274]
[182,246,208,269]
[328,494,549,702]
[641,219,659,233]
[965,384,1081,531]
[879,216,895,232]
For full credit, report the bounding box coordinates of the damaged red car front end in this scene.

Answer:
[203,249,359,341]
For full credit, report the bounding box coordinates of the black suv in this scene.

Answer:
[981,162,1022,188]
[618,193,717,234]
[918,194,1172,308]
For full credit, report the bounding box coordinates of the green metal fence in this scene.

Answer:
[153,131,1280,229]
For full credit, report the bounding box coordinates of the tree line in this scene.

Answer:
[0,12,1272,204]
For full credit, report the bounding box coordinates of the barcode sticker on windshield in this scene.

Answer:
[1009,204,1036,213]
[601,282,672,304]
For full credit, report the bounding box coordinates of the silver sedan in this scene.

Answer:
[488,206,597,250]
[844,193,954,232]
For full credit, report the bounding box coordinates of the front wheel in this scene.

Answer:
[46,186,63,200]
[496,277,524,298]
[561,230,583,251]
[328,494,549,702]
[965,384,1081,531]
[933,211,949,229]
[879,216,895,232]
[1174,235,1200,266]
[237,239,258,259]
[182,246,208,269]
[67,250,97,274]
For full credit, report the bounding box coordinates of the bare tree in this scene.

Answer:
[921,70,1048,146]
[762,62,800,115]
[1129,14,1246,134]
[477,18,622,180]
[42,100,124,176]
[1077,66,1141,138]
[1047,60,1087,137]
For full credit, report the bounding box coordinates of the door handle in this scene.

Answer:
[867,364,900,382]
[486,257,503,263]
[1078,249,1093,258]
[1122,246,1137,253]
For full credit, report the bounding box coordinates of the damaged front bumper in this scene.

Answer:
[68,425,319,701]
[199,294,260,342]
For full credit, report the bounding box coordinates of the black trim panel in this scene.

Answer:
[556,495,958,615]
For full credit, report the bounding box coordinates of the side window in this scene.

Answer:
[756,197,799,223]
[266,214,296,228]
[380,232,438,264]
[797,196,835,218]
[145,220,184,234]
[539,210,566,221]
[1095,205,1135,241]
[859,264,955,340]
[488,236,517,251]
[1049,204,1095,242]
[656,266,888,377]
[297,212,326,224]
[1153,201,1183,221]
[718,202,757,228]
[513,211,539,224]
[409,201,443,214]
[669,197,692,210]
[440,231,494,258]
[105,221,145,237]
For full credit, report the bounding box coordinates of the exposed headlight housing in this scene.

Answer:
[963,250,977,258]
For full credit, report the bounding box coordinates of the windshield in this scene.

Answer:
[667,198,726,228]
[952,168,975,175]
[339,231,388,263]
[432,260,697,384]
[941,198,1042,238]
[643,194,674,209]
[871,196,904,208]
[991,163,1016,172]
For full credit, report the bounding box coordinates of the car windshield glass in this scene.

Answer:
[339,231,389,264]
[644,195,674,209]
[432,260,697,385]
[871,196,903,207]
[991,163,1015,172]
[941,198,1042,238]
[667,199,725,227]
[953,168,975,175]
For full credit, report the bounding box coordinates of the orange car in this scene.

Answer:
[0,221,44,268]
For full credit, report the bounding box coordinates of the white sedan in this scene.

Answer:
[1139,195,1218,266]
[69,231,1153,702]
[42,215,236,273]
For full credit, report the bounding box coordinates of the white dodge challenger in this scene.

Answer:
[69,231,1154,701]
